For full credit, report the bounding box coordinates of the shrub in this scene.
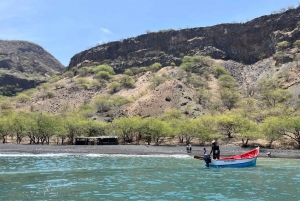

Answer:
[150,75,167,88]
[218,75,238,89]
[95,71,113,80]
[75,78,90,85]
[91,80,102,89]
[54,82,66,89]
[138,67,148,73]
[129,67,139,75]
[124,69,133,76]
[63,71,74,78]
[0,101,13,110]
[42,90,55,99]
[93,95,133,112]
[110,95,134,106]
[120,75,135,88]
[211,65,227,78]
[182,56,193,63]
[108,81,121,93]
[179,62,193,72]
[40,83,51,91]
[92,65,115,75]
[15,93,30,103]
[276,41,290,50]
[78,67,91,76]
[149,62,162,72]
[22,88,38,96]
[94,96,113,112]
[293,40,300,48]
[48,75,63,83]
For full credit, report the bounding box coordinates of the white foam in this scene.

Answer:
[0,153,73,157]
[0,153,192,159]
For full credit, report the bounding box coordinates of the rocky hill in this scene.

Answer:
[9,6,300,121]
[69,7,300,73]
[0,40,65,95]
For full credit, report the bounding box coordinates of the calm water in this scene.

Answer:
[0,154,300,201]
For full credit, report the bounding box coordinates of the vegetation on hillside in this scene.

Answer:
[2,37,300,148]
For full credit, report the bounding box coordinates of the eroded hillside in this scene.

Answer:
[0,40,65,95]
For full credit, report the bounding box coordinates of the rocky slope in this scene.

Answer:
[69,7,300,73]
[0,40,65,94]
[14,6,300,119]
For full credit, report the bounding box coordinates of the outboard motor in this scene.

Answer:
[204,154,211,167]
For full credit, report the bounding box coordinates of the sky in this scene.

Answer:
[1,0,300,66]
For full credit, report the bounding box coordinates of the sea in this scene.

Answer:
[0,154,300,201]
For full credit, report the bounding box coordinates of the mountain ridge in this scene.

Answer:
[68,6,300,72]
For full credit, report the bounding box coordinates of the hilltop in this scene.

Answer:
[0,40,65,95]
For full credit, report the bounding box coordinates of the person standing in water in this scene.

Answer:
[210,140,220,159]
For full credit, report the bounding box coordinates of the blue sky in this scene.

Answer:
[1,0,300,66]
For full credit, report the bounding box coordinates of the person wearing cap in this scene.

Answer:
[210,140,220,159]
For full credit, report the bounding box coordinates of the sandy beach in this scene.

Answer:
[0,144,299,159]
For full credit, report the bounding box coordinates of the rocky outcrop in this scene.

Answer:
[69,7,300,72]
[0,40,65,93]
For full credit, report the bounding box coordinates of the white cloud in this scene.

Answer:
[100,28,112,34]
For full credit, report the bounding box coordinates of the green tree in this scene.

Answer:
[83,120,106,137]
[112,117,142,144]
[63,115,85,145]
[235,115,260,147]
[36,113,60,145]
[220,88,241,110]
[257,78,291,107]
[143,117,171,145]
[195,88,212,107]
[178,119,198,144]
[193,117,215,145]
[218,75,238,89]
[284,116,300,148]
[0,115,13,143]
[12,111,29,144]
[261,116,285,148]
[217,114,235,138]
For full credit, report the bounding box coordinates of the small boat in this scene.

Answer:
[201,147,260,168]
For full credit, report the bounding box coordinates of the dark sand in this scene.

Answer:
[0,144,299,159]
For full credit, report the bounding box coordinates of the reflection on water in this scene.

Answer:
[0,154,300,200]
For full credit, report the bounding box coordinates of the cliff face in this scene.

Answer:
[0,40,65,94]
[69,7,300,72]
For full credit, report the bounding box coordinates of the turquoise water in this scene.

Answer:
[1,154,300,201]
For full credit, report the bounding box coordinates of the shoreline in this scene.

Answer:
[0,144,300,159]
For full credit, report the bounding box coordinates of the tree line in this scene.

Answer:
[1,107,300,148]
